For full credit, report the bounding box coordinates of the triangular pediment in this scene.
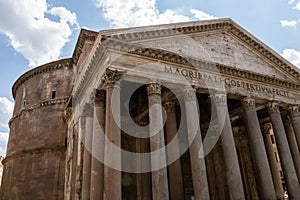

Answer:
[101,19,300,84]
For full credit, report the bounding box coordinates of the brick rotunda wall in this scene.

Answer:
[0,59,73,200]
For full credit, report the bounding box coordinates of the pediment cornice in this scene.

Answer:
[100,19,299,82]
[107,39,300,90]
[72,29,98,65]
[73,37,299,101]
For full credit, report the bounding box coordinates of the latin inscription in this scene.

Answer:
[164,66,289,97]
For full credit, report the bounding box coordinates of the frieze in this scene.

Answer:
[72,22,300,105]
[164,66,290,98]
[107,19,299,80]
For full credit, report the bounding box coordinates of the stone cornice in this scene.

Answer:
[111,39,299,90]
[71,29,98,65]
[9,97,69,127]
[2,145,66,165]
[73,20,300,103]
[106,19,299,81]
[12,59,72,99]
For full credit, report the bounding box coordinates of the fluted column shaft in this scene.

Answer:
[183,88,210,200]
[241,97,276,199]
[266,102,300,199]
[212,93,245,200]
[147,83,169,200]
[288,105,300,151]
[82,103,94,200]
[163,100,185,200]
[102,69,122,200]
[283,115,300,182]
[262,124,284,199]
[90,90,106,200]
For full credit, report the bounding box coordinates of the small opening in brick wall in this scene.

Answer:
[52,91,56,99]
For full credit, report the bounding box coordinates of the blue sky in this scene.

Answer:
[0,0,300,156]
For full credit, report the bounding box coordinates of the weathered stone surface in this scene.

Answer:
[0,59,73,200]
[2,19,300,200]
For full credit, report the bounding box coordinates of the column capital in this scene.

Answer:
[146,83,162,96]
[182,87,197,102]
[262,123,272,135]
[265,101,280,114]
[101,68,123,88]
[241,97,256,111]
[163,100,177,113]
[212,92,227,107]
[287,105,300,118]
[95,90,106,107]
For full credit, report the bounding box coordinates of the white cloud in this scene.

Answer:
[0,97,14,130]
[281,49,300,68]
[190,9,217,20]
[0,132,9,157]
[289,0,295,5]
[280,20,298,28]
[0,0,78,67]
[294,1,300,9]
[96,0,216,28]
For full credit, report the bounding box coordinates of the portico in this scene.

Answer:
[64,19,300,200]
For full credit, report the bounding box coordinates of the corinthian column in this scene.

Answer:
[90,90,106,200]
[266,102,300,199]
[262,123,284,199]
[102,69,123,200]
[288,105,300,151]
[282,114,300,183]
[163,100,184,200]
[183,88,210,200]
[241,97,276,199]
[146,83,169,200]
[212,92,245,200]
[82,103,94,200]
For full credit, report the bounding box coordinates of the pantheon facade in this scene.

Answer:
[1,19,300,200]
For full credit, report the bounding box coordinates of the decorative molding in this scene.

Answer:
[287,105,300,118]
[241,97,256,111]
[265,101,280,114]
[146,83,162,96]
[101,68,124,88]
[9,97,69,126]
[12,59,72,98]
[72,20,300,105]
[72,29,98,65]
[2,145,66,165]
[107,19,299,80]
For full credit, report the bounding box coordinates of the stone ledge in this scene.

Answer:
[9,97,69,127]
[2,145,66,165]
